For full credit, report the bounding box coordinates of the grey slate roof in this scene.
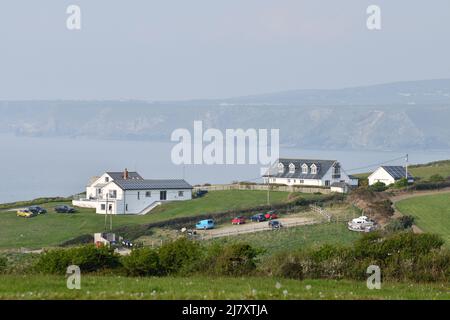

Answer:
[107,171,143,180]
[264,158,337,180]
[381,166,414,180]
[113,179,193,190]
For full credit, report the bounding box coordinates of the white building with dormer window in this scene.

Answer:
[263,158,358,189]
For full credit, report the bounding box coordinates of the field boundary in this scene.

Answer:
[193,184,332,194]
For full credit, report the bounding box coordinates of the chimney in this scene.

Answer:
[123,168,129,180]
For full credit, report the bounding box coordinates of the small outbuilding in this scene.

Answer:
[368,166,414,186]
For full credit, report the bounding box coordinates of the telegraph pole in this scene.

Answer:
[405,154,409,181]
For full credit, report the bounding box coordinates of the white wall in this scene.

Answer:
[95,187,192,214]
[368,168,395,186]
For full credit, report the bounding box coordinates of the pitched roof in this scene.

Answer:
[264,158,337,180]
[106,171,143,180]
[381,166,414,180]
[113,179,193,190]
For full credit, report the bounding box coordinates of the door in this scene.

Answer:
[160,191,167,200]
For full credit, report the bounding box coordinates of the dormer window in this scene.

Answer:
[311,164,317,175]
[277,163,284,173]
[289,163,295,174]
[301,163,308,174]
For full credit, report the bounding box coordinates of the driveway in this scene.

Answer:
[197,216,319,239]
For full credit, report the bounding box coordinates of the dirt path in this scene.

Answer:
[197,216,319,239]
[390,188,450,233]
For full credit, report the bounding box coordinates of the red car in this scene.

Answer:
[231,216,246,225]
[265,211,278,220]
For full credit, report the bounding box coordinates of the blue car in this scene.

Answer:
[196,219,215,230]
[251,213,266,222]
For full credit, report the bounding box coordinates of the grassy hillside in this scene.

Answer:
[209,223,361,257]
[409,160,450,179]
[396,193,450,246]
[0,190,293,249]
[0,275,448,300]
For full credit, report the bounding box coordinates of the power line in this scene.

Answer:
[344,155,407,173]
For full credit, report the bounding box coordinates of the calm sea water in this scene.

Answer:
[1,133,450,204]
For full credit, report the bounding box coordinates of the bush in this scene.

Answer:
[0,256,7,273]
[158,238,202,275]
[35,245,120,274]
[121,248,160,276]
[369,182,387,192]
[393,178,408,188]
[429,174,445,182]
[212,243,259,276]
[385,215,415,232]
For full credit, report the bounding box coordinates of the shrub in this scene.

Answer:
[0,256,7,273]
[368,182,388,192]
[158,238,202,275]
[35,245,120,274]
[393,178,408,188]
[428,174,445,182]
[385,215,415,232]
[212,243,259,276]
[121,248,160,276]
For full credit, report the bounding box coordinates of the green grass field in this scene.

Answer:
[209,223,361,257]
[396,193,450,246]
[0,275,447,300]
[0,190,293,249]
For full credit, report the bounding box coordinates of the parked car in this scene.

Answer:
[195,189,208,198]
[264,210,278,220]
[250,213,266,222]
[268,220,282,229]
[231,216,246,225]
[195,219,215,230]
[29,206,47,215]
[16,209,37,218]
[54,205,76,213]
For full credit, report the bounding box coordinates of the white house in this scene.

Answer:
[262,158,358,189]
[73,169,192,215]
[368,166,414,186]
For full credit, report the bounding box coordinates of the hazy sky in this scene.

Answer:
[0,0,449,100]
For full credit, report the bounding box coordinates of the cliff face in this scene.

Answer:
[1,79,450,151]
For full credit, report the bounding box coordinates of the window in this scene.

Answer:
[310,164,317,175]
[125,204,128,211]
[108,190,117,199]
[302,164,308,174]
[101,204,106,210]
[278,163,284,173]
[105,177,109,183]
[178,191,184,197]
[145,191,151,197]
[325,180,330,186]
[287,179,291,183]
[160,191,167,200]
[108,204,113,212]
[289,163,295,173]
[300,180,304,184]
[137,192,140,200]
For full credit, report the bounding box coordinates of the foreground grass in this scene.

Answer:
[0,190,292,249]
[209,223,361,257]
[396,193,450,247]
[0,275,448,300]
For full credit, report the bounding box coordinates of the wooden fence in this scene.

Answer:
[193,184,332,194]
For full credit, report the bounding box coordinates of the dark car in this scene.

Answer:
[195,189,208,198]
[250,213,266,222]
[54,205,76,213]
[268,220,282,229]
[29,206,47,215]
